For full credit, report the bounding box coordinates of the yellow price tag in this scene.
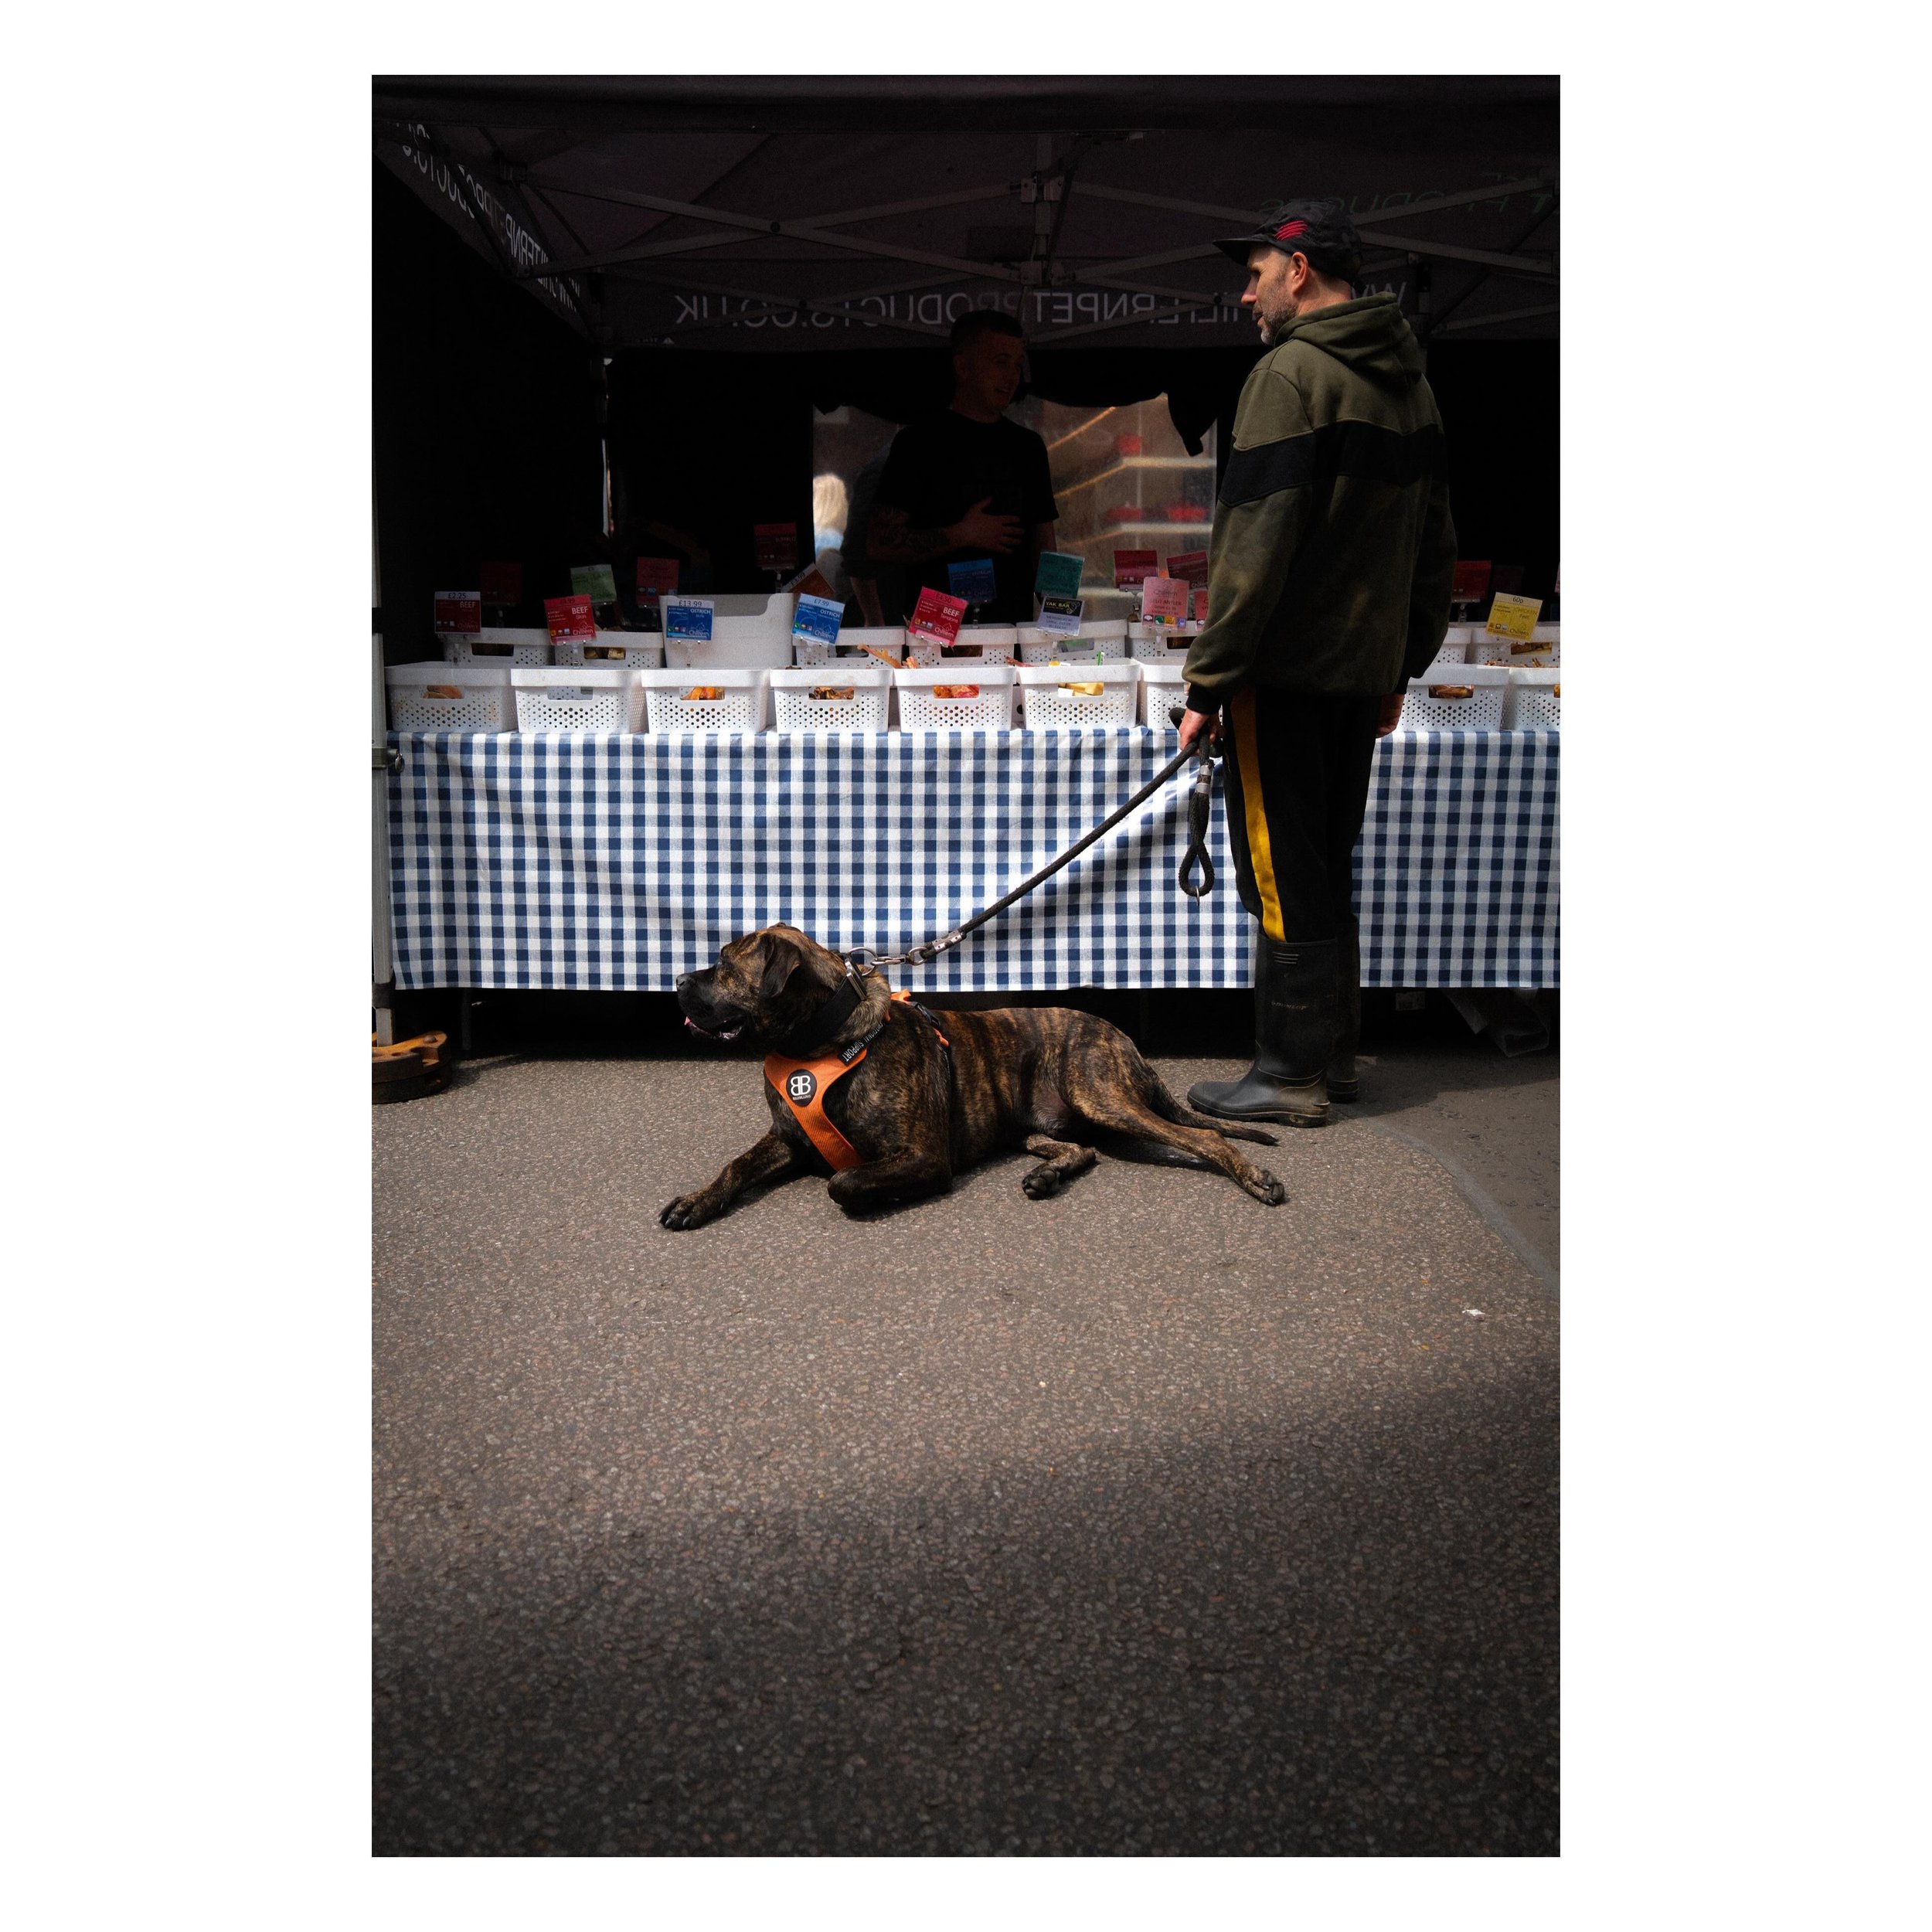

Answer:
[1485,592,1543,643]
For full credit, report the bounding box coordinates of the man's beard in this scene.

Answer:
[1254,297,1297,346]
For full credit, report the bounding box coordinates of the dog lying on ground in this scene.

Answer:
[662,923,1284,1228]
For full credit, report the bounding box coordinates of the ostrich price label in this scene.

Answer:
[432,590,482,634]
[791,594,845,648]
[1113,549,1158,589]
[1484,592,1544,645]
[661,596,716,644]
[907,585,968,646]
[543,594,597,644]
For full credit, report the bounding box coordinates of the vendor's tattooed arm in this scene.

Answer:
[866,506,955,562]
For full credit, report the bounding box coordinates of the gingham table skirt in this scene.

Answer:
[386,728,1557,992]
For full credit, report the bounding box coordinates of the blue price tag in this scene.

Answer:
[1033,550,1084,600]
[662,596,714,643]
[791,594,844,647]
[947,558,998,606]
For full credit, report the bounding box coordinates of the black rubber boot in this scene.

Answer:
[1189,937,1340,1128]
[1328,921,1362,1102]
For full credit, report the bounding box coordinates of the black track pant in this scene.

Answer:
[1219,688,1382,944]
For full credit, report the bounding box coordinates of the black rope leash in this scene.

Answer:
[846,707,1216,973]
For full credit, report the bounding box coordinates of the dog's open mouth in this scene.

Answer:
[684,1016,745,1044]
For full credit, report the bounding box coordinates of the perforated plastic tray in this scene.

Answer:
[386,662,516,732]
[635,665,769,733]
[768,664,892,731]
[1396,665,1509,732]
[511,667,646,733]
[1015,660,1139,728]
[552,636,664,668]
[893,663,1019,730]
[443,628,551,667]
[1503,668,1560,730]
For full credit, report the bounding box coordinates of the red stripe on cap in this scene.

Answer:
[1274,219,1310,242]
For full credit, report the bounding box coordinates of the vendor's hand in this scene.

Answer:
[1376,691,1406,737]
[948,498,1022,555]
[1178,706,1222,757]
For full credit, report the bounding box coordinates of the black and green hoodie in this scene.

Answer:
[1184,293,1457,703]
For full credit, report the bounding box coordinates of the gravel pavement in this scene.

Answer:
[374,1046,1557,1855]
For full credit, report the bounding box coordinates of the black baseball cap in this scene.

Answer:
[1213,197,1363,270]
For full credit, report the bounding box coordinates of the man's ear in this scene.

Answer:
[758,933,802,1001]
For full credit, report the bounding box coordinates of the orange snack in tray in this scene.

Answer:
[1427,685,1475,699]
[932,683,981,699]
[683,685,725,701]
[808,686,856,701]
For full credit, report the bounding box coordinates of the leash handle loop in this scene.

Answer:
[1178,751,1217,899]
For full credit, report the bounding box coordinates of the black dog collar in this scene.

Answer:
[770,976,864,1060]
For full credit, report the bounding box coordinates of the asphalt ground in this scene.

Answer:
[373,1012,1557,1856]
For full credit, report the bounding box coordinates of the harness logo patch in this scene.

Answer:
[785,1070,817,1104]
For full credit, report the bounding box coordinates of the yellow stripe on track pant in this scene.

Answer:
[1229,689,1284,943]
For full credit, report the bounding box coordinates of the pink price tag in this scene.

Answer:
[1192,588,1210,624]
[753,522,800,573]
[908,586,968,645]
[1113,549,1158,589]
[433,590,482,634]
[478,563,522,605]
[635,557,679,600]
[1139,575,1189,627]
[544,594,597,643]
[1167,549,1209,587]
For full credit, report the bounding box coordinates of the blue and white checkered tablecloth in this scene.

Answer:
[386,728,1556,992]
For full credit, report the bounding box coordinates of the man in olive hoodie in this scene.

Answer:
[1179,198,1457,1130]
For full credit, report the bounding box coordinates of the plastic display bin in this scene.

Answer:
[1015,660,1140,729]
[1503,668,1560,730]
[443,626,550,667]
[1017,626,1131,664]
[635,665,770,733]
[511,666,647,733]
[893,662,1019,730]
[905,624,1017,668]
[793,624,905,668]
[1472,623,1560,669]
[768,662,893,732]
[552,634,665,668]
[386,662,516,733]
[1138,660,1189,728]
[1396,664,1510,733]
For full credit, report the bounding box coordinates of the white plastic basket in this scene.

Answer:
[444,626,550,667]
[1503,668,1560,730]
[793,625,905,668]
[1128,621,1195,668]
[768,662,893,732]
[692,593,797,667]
[1430,624,1476,668]
[511,665,646,733]
[1397,664,1510,733]
[1138,660,1189,727]
[1015,660,1140,729]
[893,662,1019,730]
[905,624,1017,668]
[552,635,665,668]
[1473,623,1560,669]
[635,665,769,733]
[386,662,515,733]
[1017,627,1131,664]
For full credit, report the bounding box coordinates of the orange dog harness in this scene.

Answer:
[764,991,948,1171]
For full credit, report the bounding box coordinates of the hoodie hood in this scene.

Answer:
[1274,292,1424,388]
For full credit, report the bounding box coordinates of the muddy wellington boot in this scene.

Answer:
[1189,937,1340,1128]
[1327,923,1362,1102]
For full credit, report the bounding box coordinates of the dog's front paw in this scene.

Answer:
[1243,1166,1287,1206]
[659,1190,720,1230]
[1022,1168,1063,1200]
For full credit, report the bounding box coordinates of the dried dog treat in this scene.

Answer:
[683,685,725,700]
[1428,685,1475,699]
[808,686,855,701]
[932,684,981,699]
[424,685,463,699]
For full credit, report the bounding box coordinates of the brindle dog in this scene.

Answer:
[662,923,1285,1228]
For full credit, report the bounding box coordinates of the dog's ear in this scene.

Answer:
[757,931,802,1000]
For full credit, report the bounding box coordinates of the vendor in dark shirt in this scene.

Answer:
[868,310,1059,624]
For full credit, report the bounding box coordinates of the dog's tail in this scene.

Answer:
[1136,1063,1281,1146]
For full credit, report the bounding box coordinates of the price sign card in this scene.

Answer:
[433,590,482,634]
[908,585,968,646]
[791,594,844,649]
[1451,560,1492,607]
[570,563,619,604]
[1033,550,1085,601]
[1484,592,1543,645]
[947,557,998,607]
[1036,595,1084,638]
[635,557,680,602]
[1167,549,1209,587]
[1139,575,1189,627]
[1114,549,1158,589]
[1192,588,1210,624]
[544,594,597,643]
[662,596,716,644]
[478,562,522,606]
[754,522,800,573]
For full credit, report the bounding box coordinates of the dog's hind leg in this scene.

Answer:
[827,1151,953,1217]
[1066,1089,1286,1206]
[1021,1134,1099,1199]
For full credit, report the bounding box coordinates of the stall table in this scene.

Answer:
[386,727,1557,992]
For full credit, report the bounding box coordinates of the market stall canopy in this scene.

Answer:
[373,77,1558,352]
